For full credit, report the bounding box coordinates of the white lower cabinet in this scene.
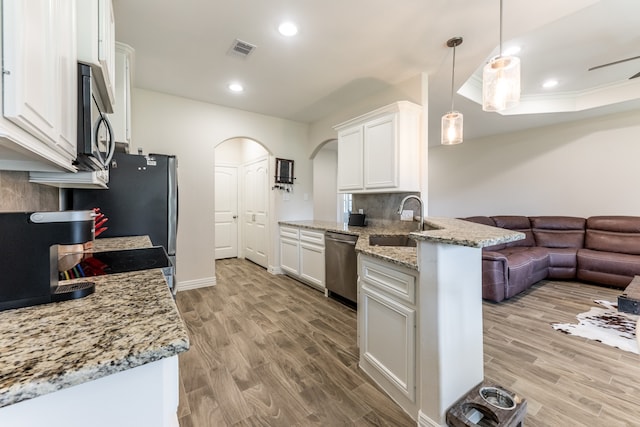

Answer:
[279,226,325,290]
[358,254,418,416]
[280,226,300,276]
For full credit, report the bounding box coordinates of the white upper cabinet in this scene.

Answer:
[109,42,134,147]
[77,0,115,113]
[336,126,363,191]
[334,101,422,194]
[0,0,77,172]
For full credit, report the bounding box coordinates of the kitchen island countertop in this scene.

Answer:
[0,236,189,408]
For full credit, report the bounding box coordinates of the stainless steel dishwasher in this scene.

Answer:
[324,232,358,306]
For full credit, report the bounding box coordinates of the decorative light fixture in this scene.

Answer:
[482,0,521,112]
[441,37,463,145]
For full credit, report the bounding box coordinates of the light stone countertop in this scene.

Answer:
[279,218,524,271]
[411,217,525,248]
[0,236,189,408]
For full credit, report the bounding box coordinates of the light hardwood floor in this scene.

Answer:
[176,259,640,426]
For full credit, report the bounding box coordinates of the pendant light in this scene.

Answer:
[482,0,520,112]
[441,37,463,145]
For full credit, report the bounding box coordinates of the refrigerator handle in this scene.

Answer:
[167,156,178,257]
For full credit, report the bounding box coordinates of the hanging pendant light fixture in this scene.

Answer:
[441,36,463,145]
[482,0,520,112]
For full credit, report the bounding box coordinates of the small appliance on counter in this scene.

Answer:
[348,212,366,226]
[0,211,96,312]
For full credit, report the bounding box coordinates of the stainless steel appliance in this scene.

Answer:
[0,211,96,312]
[69,152,178,266]
[75,63,115,172]
[325,232,358,306]
[58,246,175,294]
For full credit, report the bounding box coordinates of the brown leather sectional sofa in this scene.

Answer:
[463,216,640,302]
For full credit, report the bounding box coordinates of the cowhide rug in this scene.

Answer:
[551,300,639,354]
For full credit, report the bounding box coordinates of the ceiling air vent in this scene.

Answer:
[228,39,257,58]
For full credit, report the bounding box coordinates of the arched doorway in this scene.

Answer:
[214,137,270,268]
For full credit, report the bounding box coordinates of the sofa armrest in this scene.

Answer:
[482,250,508,262]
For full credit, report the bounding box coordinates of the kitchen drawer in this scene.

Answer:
[280,226,299,240]
[361,257,416,305]
[299,229,325,246]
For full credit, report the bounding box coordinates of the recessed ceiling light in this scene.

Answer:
[502,46,521,56]
[278,22,298,37]
[228,83,244,93]
[542,79,559,89]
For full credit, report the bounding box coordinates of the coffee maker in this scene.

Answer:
[0,211,95,311]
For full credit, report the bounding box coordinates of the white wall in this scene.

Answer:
[312,146,338,221]
[428,108,640,218]
[132,89,313,286]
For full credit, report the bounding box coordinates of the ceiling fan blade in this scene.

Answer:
[630,71,640,80]
[588,55,640,72]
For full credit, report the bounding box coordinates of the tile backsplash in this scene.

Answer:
[352,192,420,227]
[0,171,58,212]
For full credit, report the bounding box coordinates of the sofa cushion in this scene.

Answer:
[577,248,640,288]
[585,216,640,255]
[530,216,585,248]
[492,216,535,248]
[541,247,578,279]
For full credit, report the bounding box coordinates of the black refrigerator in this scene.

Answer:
[70,152,178,263]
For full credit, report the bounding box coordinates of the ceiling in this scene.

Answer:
[112,0,640,145]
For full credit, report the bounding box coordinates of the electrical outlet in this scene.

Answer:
[358,209,364,214]
[401,210,413,221]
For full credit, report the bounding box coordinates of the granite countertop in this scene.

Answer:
[0,236,189,408]
[279,218,524,271]
[280,220,420,269]
[411,217,525,248]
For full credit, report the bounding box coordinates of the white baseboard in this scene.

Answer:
[176,276,216,292]
[417,410,441,427]
[269,265,284,275]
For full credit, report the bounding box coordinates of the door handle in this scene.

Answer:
[232,215,237,219]
[252,214,256,222]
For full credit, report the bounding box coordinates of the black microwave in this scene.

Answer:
[75,63,115,171]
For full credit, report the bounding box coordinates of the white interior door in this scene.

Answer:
[243,157,269,268]
[214,166,238,259]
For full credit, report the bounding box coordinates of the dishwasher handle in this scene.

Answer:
[325,233,358,245]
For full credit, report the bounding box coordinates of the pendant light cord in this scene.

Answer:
[450,44,456,112]
[499,0,503,57]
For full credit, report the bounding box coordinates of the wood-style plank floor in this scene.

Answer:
[176,258,640,426]
[176,258,414,426]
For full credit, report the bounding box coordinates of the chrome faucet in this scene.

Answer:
[397,195,424,231]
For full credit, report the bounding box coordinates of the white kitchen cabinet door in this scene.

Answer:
[3,1,59,145]
[364,113,396,190]
[334,101,421,194]
[77,0,116,112]
[109,42,134,146]
[55,0,77,157]
[300,242,325,289]
[2,0,77,162]
[360,284,416,401]
[280,237,300,276]
[337,126,363,192]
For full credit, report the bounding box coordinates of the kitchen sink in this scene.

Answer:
[368,234,417,248]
